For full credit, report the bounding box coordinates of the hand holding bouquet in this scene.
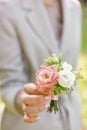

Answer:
[35,54,82,113]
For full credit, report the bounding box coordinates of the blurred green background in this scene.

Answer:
[78,4,87,130]
[0,2,87,130]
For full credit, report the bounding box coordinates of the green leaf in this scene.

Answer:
[45,54,63,70]
[53,83,68,95]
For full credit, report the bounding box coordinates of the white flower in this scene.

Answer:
[58,70,76,88]
[62,62,72,71]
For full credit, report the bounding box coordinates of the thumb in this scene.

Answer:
[24,83,43,95]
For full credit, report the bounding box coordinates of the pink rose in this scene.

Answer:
[36,65,59,95]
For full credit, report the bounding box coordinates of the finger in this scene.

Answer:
[24,114,40,123]
[23,102,49,115]
[21,93,47,105]
[24,83,43,95]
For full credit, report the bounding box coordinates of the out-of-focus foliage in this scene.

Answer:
[80,0,87,4]
[78,4,87,130]
[81,5,87,53]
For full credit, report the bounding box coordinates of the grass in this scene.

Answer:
[78,4,87,130]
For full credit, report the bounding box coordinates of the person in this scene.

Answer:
[0,0,82,130]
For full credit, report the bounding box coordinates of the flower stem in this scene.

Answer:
[47,100,58,114]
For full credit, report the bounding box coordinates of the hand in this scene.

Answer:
[21,83,50,123]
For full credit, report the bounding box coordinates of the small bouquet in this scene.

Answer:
[35,54,82,113]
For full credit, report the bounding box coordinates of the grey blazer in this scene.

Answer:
[0,0,82,130]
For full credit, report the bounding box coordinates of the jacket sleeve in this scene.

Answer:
[0,5,28,114]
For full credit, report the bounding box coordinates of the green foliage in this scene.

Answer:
[79,5,87,130]
[79,54,87,129]
[82,5,87,53]
[45,54,60,66]
[45,54,63,71]
[54,84,67,95]
[74,70,83,80]
[54,84,73,95]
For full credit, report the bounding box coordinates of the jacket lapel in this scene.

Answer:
[21,0,60,54]
[61,0,75,61]
[61,0,71,52]
[21,0,73,57]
